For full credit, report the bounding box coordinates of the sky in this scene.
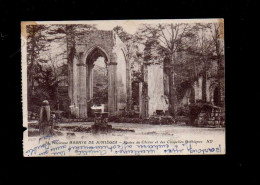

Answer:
[35,19,221,34]
[27,19,223,66]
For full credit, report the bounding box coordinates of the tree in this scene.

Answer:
[209,22,224,106]
[34,53,67,109]
[136,23,193,118]
[27,24,97,112]
[190,23,215,102]
[186,22,224,105]
[46,24,97,104]
[93,64,108,105]
[46,24,97,64]
[27,25,49,95]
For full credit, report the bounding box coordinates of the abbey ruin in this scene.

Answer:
[64,30,224,119]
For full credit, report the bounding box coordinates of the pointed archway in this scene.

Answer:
[85,46,109,117]
[70,30,128,118]
[81,45,118,117]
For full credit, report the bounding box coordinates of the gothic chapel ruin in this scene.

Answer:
[61,29,224,119]
[26,24,223,121]
[67,30,131,118]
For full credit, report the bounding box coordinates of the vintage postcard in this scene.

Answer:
[22,19,225,157]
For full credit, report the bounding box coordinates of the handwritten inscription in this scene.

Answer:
[25,137,222,156]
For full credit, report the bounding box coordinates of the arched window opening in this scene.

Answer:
[86,47,109,117]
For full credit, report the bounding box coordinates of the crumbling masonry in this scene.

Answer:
[68,31,131,118]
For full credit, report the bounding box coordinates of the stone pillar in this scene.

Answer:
[86,63,94,102]
[139,82,143,118]
[139,64,149,118]
[107,62,117,116]
[126,60,132,110]
[86,64,90,101]
[90,65,94,99]
[77,59,87,118]
[68,63,73,104]
[72,57,78,106]
[86,64,89,101]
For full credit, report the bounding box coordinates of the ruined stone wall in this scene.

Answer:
[147,64,169,116]
[76,31,114,61]
[192,76,212,103]
[69,30,128,117]
[113,33,127,113]
[208,77,225,106]
[179,75,224,107]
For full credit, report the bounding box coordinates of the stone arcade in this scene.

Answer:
[68,30,131,118]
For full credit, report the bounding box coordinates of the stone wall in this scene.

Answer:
[113,33,127,113]
[76,31,114,61]
[179,76,224,107]
[147,64,169,116]
[69,30,128,118]
[192,76,213,103]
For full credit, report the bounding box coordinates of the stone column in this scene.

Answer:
[107,62,117,116]
[77,58,87,118]
[140,63,149,118]
[139,82,143,118]
[72,58,78,106]
[126,59,132,110]
[68,62,73,104]
[86,63,94,100]
[90,65,94,99]
[86,64,89,101]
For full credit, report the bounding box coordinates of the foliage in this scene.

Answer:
[26,25,49,91]
[92,65,108,105]
[27,24,96,112]
[135,23,194,117]
[134,22,225,116]
[47,24,97,63]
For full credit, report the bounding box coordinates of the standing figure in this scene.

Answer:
[39,100,52,136]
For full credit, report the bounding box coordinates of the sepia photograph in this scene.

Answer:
[22,19,225,156]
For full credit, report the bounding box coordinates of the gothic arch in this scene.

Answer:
[83,45,110,65]
[209,81,224,106]
[70,30,129,118]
